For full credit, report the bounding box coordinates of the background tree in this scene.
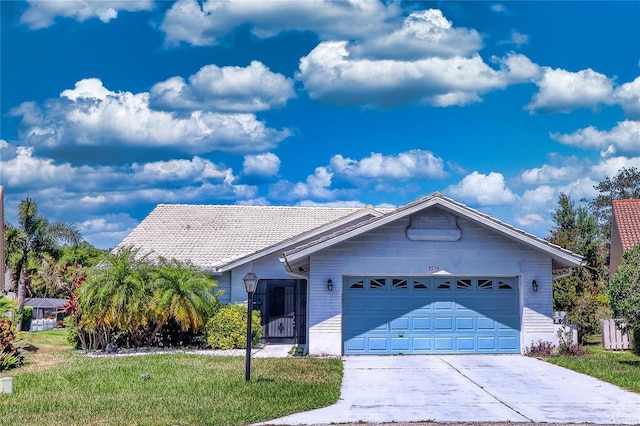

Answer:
[590,167,640,240]
[549,193,609,342]
[4,197,81,330]
[29,242,106,299]
[608,244,640,352]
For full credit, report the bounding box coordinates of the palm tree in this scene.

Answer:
[146,258,220,345]
[79,247,153,347]
[4,197,81,330]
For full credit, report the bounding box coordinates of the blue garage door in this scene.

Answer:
[343,276,520,355]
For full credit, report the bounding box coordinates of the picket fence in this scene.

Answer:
[600,319,633,350]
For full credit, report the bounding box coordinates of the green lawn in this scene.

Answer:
[547,343,640,393]
[1,334,342,426]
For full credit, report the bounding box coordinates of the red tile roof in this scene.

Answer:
[612,199,640,251]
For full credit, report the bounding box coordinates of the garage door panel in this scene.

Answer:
[434,337,453,350]
[434,301,453,310]
[345,337,366,352]
[434,317,453,330]
[456,336,475,351]
[343,277,520,354]
[412,316,431,331]
[366,296,389,311]
[368,337,389,352]
[498,336,519,350]
[456,317,474,330]
[390,337,410,351]
[478,336,497,350]
[390,317,410,331]
[456,298,475,310]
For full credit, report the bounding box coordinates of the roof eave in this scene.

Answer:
[284,193,585,267]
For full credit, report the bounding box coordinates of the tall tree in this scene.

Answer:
[4,197,81,330]
[549,193,609,342]
[590,167,640,239]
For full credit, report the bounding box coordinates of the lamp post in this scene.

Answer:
[243,272,259,382]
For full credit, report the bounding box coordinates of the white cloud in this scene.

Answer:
[61,77,112,101]
[591,156,640,180]
[80,195,108,204]
[160,0,396,46]
[526,67,614,113]
[20,0,154,29]
[11,78,290,154]
[130,157,235,184]
[491,4,508,13]
[78,213,140,250]
[445,171,518,205]
[499,29,529,47]
[613,76,640,119]
[351,9,483,60]
[150,61,295,112]
[243,153,281,177]
[495,53,541,83]
[1,146,75,188]
[298,41,509,107]
[519,164,582,185]
[516,213,544,227]
[330,150,447,180]
[0,146,254,205]
[269,167,347,201]
[550,120,640,154]
[522,185,556,207]
[557,177,600,201]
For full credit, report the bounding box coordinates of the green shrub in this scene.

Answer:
[17,306,33,331]
[1,318,24,371]
[206,304,262,350]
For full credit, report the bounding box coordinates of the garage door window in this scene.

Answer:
[478,279,493,290]
[456,279,472,289]
[370,278,386,289]
[393,279,408,289]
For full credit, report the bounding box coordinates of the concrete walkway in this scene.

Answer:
[259,355,640,425]
[253,344,294,358]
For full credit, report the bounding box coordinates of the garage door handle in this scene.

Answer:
[398,333,404,337]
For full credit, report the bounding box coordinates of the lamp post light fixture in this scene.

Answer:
[327,279,333,292]
[243,272,259,382]
[532,280,538,292]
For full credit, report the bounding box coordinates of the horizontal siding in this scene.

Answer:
[521,260,554,333]
[324,217,547,277]
[308,256,343,355]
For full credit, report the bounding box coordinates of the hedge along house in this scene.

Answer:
[117,193,584,356]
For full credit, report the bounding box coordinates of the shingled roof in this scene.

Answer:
[117,204,375,270]
[612,199,640,251]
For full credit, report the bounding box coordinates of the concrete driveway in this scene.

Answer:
[260,355,640,425]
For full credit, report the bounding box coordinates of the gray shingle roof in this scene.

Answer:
[117,204,368,270]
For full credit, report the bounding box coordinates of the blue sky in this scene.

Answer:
[1,1,639,250]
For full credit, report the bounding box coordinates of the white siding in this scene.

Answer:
[307,256,343,355]
[520,259,561,350]
[307,213,558,356]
